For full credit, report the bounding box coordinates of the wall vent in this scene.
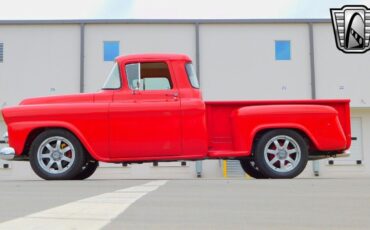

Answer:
[0,43,3,63]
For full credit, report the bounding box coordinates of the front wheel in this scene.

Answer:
[254,129,308,179]
[29,129,86,180]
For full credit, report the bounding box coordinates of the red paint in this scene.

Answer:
[1,54,351,162]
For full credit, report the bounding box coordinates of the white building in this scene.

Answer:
[0,19,369,178]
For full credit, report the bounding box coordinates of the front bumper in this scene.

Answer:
[0,131,14,160]
[0,147,15,160]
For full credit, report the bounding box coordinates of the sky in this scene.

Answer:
[0,0,369,20]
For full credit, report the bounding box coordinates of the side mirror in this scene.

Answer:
[135,80,141,90]
[132,80,144,95]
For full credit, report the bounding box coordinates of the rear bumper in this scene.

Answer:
[309,150,350,160]
[0,147,15,160]
[335,150,351,158]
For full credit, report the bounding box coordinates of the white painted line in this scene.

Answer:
[0,180,167,230]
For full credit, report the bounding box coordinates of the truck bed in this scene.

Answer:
[205,99,351,156]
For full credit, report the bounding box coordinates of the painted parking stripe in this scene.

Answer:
[0,180,167,230]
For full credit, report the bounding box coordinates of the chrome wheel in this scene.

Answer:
[263,135,301,173]
[37,136,76,174]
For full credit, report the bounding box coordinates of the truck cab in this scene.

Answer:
[103,54,208,160]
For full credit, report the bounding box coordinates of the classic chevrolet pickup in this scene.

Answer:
[0,54,351,180]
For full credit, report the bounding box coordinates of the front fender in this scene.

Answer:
[8,121,107,161]
[3,102,110,161]
[231,105,347,154]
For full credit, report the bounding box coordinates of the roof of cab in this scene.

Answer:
[115,53,191,63]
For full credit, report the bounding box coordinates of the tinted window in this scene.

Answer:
[126,62,172,90]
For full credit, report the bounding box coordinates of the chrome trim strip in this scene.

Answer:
[334,153,350,158]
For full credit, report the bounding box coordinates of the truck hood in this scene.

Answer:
[19,93,95,105]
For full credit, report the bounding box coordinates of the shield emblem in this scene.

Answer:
[331,5,370,53]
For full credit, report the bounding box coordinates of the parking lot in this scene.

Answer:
[0,169,369,230]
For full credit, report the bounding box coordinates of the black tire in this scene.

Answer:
[239,158,268,179]
[29,129,86,180]
[73,160,99,180]
[254,129,308,179]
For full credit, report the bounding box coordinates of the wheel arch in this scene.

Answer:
[18,123,98,161]
[251,127,314,156]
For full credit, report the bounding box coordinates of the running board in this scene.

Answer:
[208,150,249,158]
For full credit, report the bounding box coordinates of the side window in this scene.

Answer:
[125,62,173,90]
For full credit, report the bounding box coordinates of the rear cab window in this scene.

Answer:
[185,63,200,89]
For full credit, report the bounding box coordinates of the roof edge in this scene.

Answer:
[115,53,191,62]
[0,18,331,25]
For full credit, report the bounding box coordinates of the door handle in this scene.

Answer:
[165,92,179,101]
[165,92,179,98]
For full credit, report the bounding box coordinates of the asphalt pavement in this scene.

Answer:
[0,176,369,229]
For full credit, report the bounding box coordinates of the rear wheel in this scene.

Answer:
[254,129,308,179]
[239,158,268,179]
[29,129,86,180]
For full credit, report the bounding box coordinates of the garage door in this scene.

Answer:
[329,117,363,165]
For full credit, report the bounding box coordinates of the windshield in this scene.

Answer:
[102,63,121,89]
[185,63,200,89]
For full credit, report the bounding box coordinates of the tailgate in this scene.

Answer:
[305,100,351,149]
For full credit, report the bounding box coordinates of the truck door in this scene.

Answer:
[109,62,182,159]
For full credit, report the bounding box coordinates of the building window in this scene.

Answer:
[103,41,119,62]
[0,43,3,63]
[275,40,291,61]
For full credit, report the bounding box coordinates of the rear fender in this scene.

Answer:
[231,105,347,155]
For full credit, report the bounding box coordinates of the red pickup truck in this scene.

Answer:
[0,54,351,180]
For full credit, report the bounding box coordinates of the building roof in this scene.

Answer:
[0,19,331,25]
[115,53,192,62]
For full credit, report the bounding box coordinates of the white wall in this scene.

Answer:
[0,25,80,107]
[0,114,5,141]
[84,24,196,92]
[314,24,370,107]
[199,24,312,101]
